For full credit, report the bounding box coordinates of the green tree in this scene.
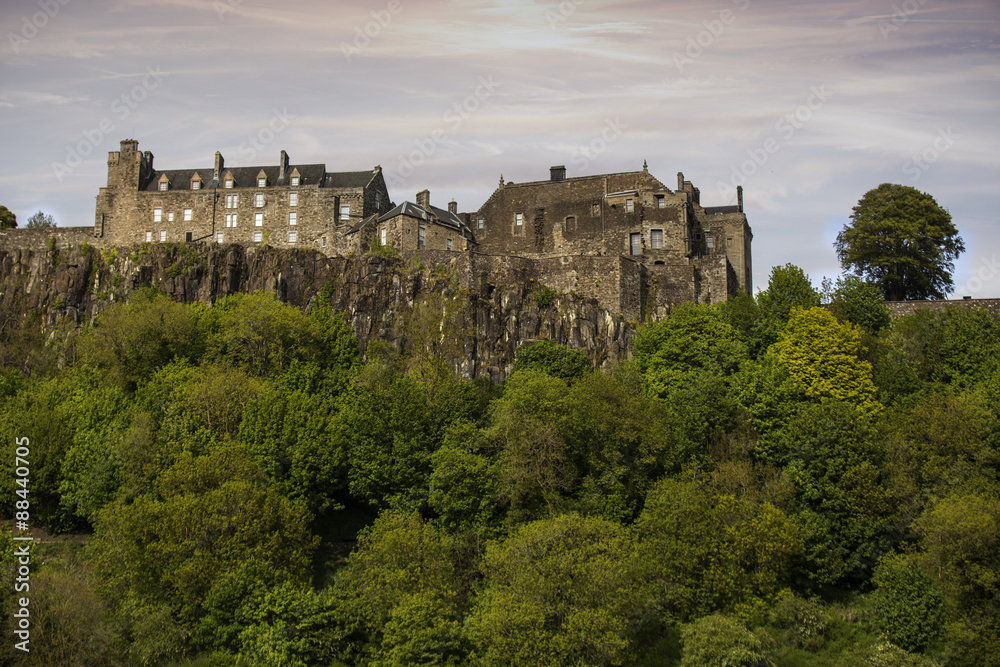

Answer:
[512,339,593,383]
[826,274,892,334]
[679,614,775,667]
[869,554,946,653]
[752,264,823,356]
[26,210,56,228]
[0,205,16,229]
[836,184,964,301]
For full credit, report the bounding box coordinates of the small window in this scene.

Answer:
[696,233,702,240]
[288,212,297,226]
[288,231,297,243]
[159,230,166,242]
[255,193,264,207]
[380,228,387,245]
[289,192,298,206]
[216,232,224,244]
[630,232,641,255]
[321,236,326,247]
[255,213,263,227]
[706,236,714,249]
[418,226,425,248]
[376,192,382,208]
[340,205,350,220]
[145,231,152,242]
[257,177,266,187]
[226,214,237,228]
[253,231,262,242]
[225,179,233,188]
[651,229,663,249]
[158,181,168,191]
[592,203,600,216]
[565,216,576,231]
[655,195,665,209]
[447,238,452,251]
[153,208,162,222]
[167,212,174,222]
[515,213,523,226]
[626,198,634,212]
[290,176,300,186]
[183,209,192,222]
[478,218,484,229]
[191,180,201,190]
[727,237,733,247]
[226,195,238,208]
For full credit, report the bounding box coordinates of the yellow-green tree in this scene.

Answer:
[771,307,881,416]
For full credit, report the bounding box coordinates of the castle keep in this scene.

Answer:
[87,139,752,316]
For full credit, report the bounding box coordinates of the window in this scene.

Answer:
[255,213,263,227]
[225,178,233,188]
[216,232,224,244]
[225,214,237,228]
[145,231,152,242]
[515,213,523,226]
[321,236,326,247]
[418,226,425,248]
[380,228,387,245]
[655,195,665,208]
[288,212,297,226]
[253,231,262,242]
[651,229,663,249]
[290,176,299,186]
[630,233,641,255]
[183,209,192,221]
[257,177,266,187]
[288,231,297,243]
[626,198,634,212]
[592,203,600,216]
[226,194,238,208]
[158,181,168,191]
[478,218,484,229]
[153,208,162,222]
[159,230,166,242]
[168,212,174,222]
[376,192,382,209]
[727,237,733,247]
[255,193,264,207]
[191,180,201,190]
[706,236,714,249]
[565,216,576,231]
[340,205,350,220]
[447,239,452,251]
[288,192,298,206]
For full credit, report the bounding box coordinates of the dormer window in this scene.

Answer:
[157,174,169,191]
[225,179,234,188]
[291,176,300,186]
[257,177,266,187]
[191,180,201,190]
[158,181,168,191]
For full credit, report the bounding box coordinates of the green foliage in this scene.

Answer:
[869,554,945,653]
[533,285,558,308]
[767,594,830,651]
[826,274,892,334]
[679,614,776,667]
[26,210,57,228]
[836,184,964,301]
[0,204,16,229]
[428,420,503,534]
[512,339,592,382]
[752,264,822,356]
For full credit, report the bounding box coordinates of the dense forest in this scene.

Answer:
[1,264,998,666]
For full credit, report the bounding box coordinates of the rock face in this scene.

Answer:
[0,243,636,378]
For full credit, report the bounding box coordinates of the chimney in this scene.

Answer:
[279,150,289,179]
[677,172,684,191]
[448,199,458,215]
[214,151,224,180]
[550,165,566,182]
[416,189,430,209]
[737,185,743,212]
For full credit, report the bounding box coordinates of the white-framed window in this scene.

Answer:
[630,233,641,255]
[257,177,266,187]
[225,178,233,188]
[288,231,297,243]
[145,231,152,242]
[651,229,663,249]
[255,193,264,207]
[225,214,237,228]
[253,231,262,242]
[656,195,665,209]
[515,213,523,226]
[226,194,238,208]
[255,213,263,227]
[340,205,350,220]
[288,192,298,206]
[191,180,201,190]
[290,176,300,186]
[321,236,326,247]
[706,235,714,249]
[418,226,425,247]
[167,212,174,222]
[159,230,166,242]
[183,209,192,221]
[216,232,224,244]
[478,218,484,229]
[447,238,452,251]
[288,212,297,225]
[158,181,168,191]
[380,228,387,245]
[626,198,634,212]
[153,208,162,222]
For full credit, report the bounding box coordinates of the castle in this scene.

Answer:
[86,139,752,318]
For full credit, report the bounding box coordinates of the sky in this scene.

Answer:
[1,0,997,296]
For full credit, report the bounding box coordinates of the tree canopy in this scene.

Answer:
[835,184,964,301]
[26,210,57,228]
[0,205,15,229]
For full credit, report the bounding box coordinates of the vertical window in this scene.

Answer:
[706,236,714,249]
[478,218,484,229]
[225,179,233,188]
[340,205,350,220]
[253,231,262,242]
[626,198,634,212]
[630,233,641,255]
[167,212,174,222]
[257,177,266,187]
[515,213,523,226]
[651,229,663,249]
[145,231,152,242]
[376,192,382,208]
[191,180,201,190]
[226,194,238,208]
[592,203,600,216]
[288,212,297,226]
[183,209,192,222]
[565,216,576,231]
[288,231,297,243]
[288,192,298,206]
[418,226,425,248]
[216,232,224,244]
[447,238,452,251]
[226,214,237,228]
[380,228,387,245]
[159,230,166,242]
[291,176,299,186]
[321,237,326,247]
[153,208,162,222]
[655,195,665,208]
[158,181,168,191]
[255,213,263,226]
[255,193,264,207]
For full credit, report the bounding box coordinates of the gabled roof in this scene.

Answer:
[377,201,472,237]
[141,163,379,192]
[326,171,377,189]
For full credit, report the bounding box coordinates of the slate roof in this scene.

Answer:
[376,201,473,237]
[141,165,377,191]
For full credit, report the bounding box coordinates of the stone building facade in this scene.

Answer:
[349,189,476,253]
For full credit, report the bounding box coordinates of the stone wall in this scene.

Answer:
[885,298,1000,320]
[0,227,94,252]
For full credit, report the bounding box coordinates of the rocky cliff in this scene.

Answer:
[0,242,636,378]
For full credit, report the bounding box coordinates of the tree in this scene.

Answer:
[836,184,964,301]
[679,614,775,667]
[0,205,16,229]
[26,210,56,228]
[512,339,593,383]
[869,554,946,653]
